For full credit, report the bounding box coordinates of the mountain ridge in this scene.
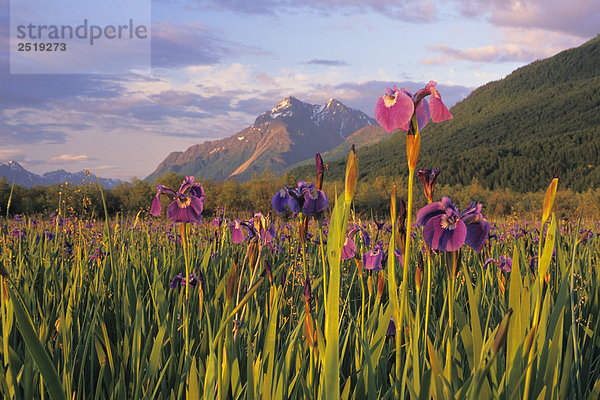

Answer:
[0,161,121,188]
[146,96,378,182]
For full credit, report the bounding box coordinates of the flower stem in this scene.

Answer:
[424,250,432,343]
[300,213,308,279]
[445,265,456,385]
[397,165,414,398]
[179,222,190,395]
[319,228,327,308]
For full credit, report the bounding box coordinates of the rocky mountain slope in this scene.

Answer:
[147,97,377,182]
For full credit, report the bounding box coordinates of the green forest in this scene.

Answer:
[2,169,600,221]
[293,35,600,193]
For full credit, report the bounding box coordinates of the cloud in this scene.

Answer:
[233,91,285,115]
[307,59,349,66]
[151,21,267,69]
[453,0,600,38]
[49,154,90,163]
[0,73,128,109]
[253,72,278,86]
[423,44,535,64]
[188,0,438,21]
[150,90,235,114]
[151,21,229,68]
[0,121,68,145]
[0,149,26,162]
[423,28,589,66]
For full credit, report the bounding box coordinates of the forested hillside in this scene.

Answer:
[293,35,600,193]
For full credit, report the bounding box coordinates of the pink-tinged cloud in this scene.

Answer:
[424,44,535,64]
[49,154,89,163]
[455,0,600,38]
[0,149,25,161]
[253,72,277,86]
[423,28,589,66]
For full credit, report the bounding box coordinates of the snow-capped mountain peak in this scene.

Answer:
[149,96,379,182]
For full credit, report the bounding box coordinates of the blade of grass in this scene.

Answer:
[5,276,66,400]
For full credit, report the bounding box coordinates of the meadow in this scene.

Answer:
[1,161,599,399]
[2,85,600,399]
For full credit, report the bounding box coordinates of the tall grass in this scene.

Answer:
[1,163,600,399]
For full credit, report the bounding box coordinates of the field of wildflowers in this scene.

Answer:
[1,83,600,399]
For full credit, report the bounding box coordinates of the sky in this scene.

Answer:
[1,0,598,181]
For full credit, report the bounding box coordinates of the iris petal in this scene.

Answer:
[424,214,466,252]
[302,189,328,215]
[231,220,245,244]
[156,184,178,200]
[271,189,290,213]
[287,197,300,214]
[415,99,430,131]
[150,195,162,216]
[341,237,356,261]
[167,201,202,224]
[464,218,490,253]
[417,201,446,227]
[187,197,204,215]
[440,220,466,252]
[374,91,414,133]
[189,185,205,202]
[363,245,383,271]
[429,90,453,123]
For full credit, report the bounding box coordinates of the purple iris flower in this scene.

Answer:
[231,219,246,244]
[239,213,277,248]
[349,224,370,248]
[363,244,383,271]
[170,272,199,289]
[459,201,491,253]
[271,181,328,215]
[375,81,453,133]
[150,176,205,224]
[341,236,356,261]
[11,228,25,238]
[262,223,278,248]
[484,256,512,273]
[272,189,293,213]
[417,196,490,253]
[303,188,329,215]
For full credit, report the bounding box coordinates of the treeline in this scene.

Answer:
[2,170,600,221]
